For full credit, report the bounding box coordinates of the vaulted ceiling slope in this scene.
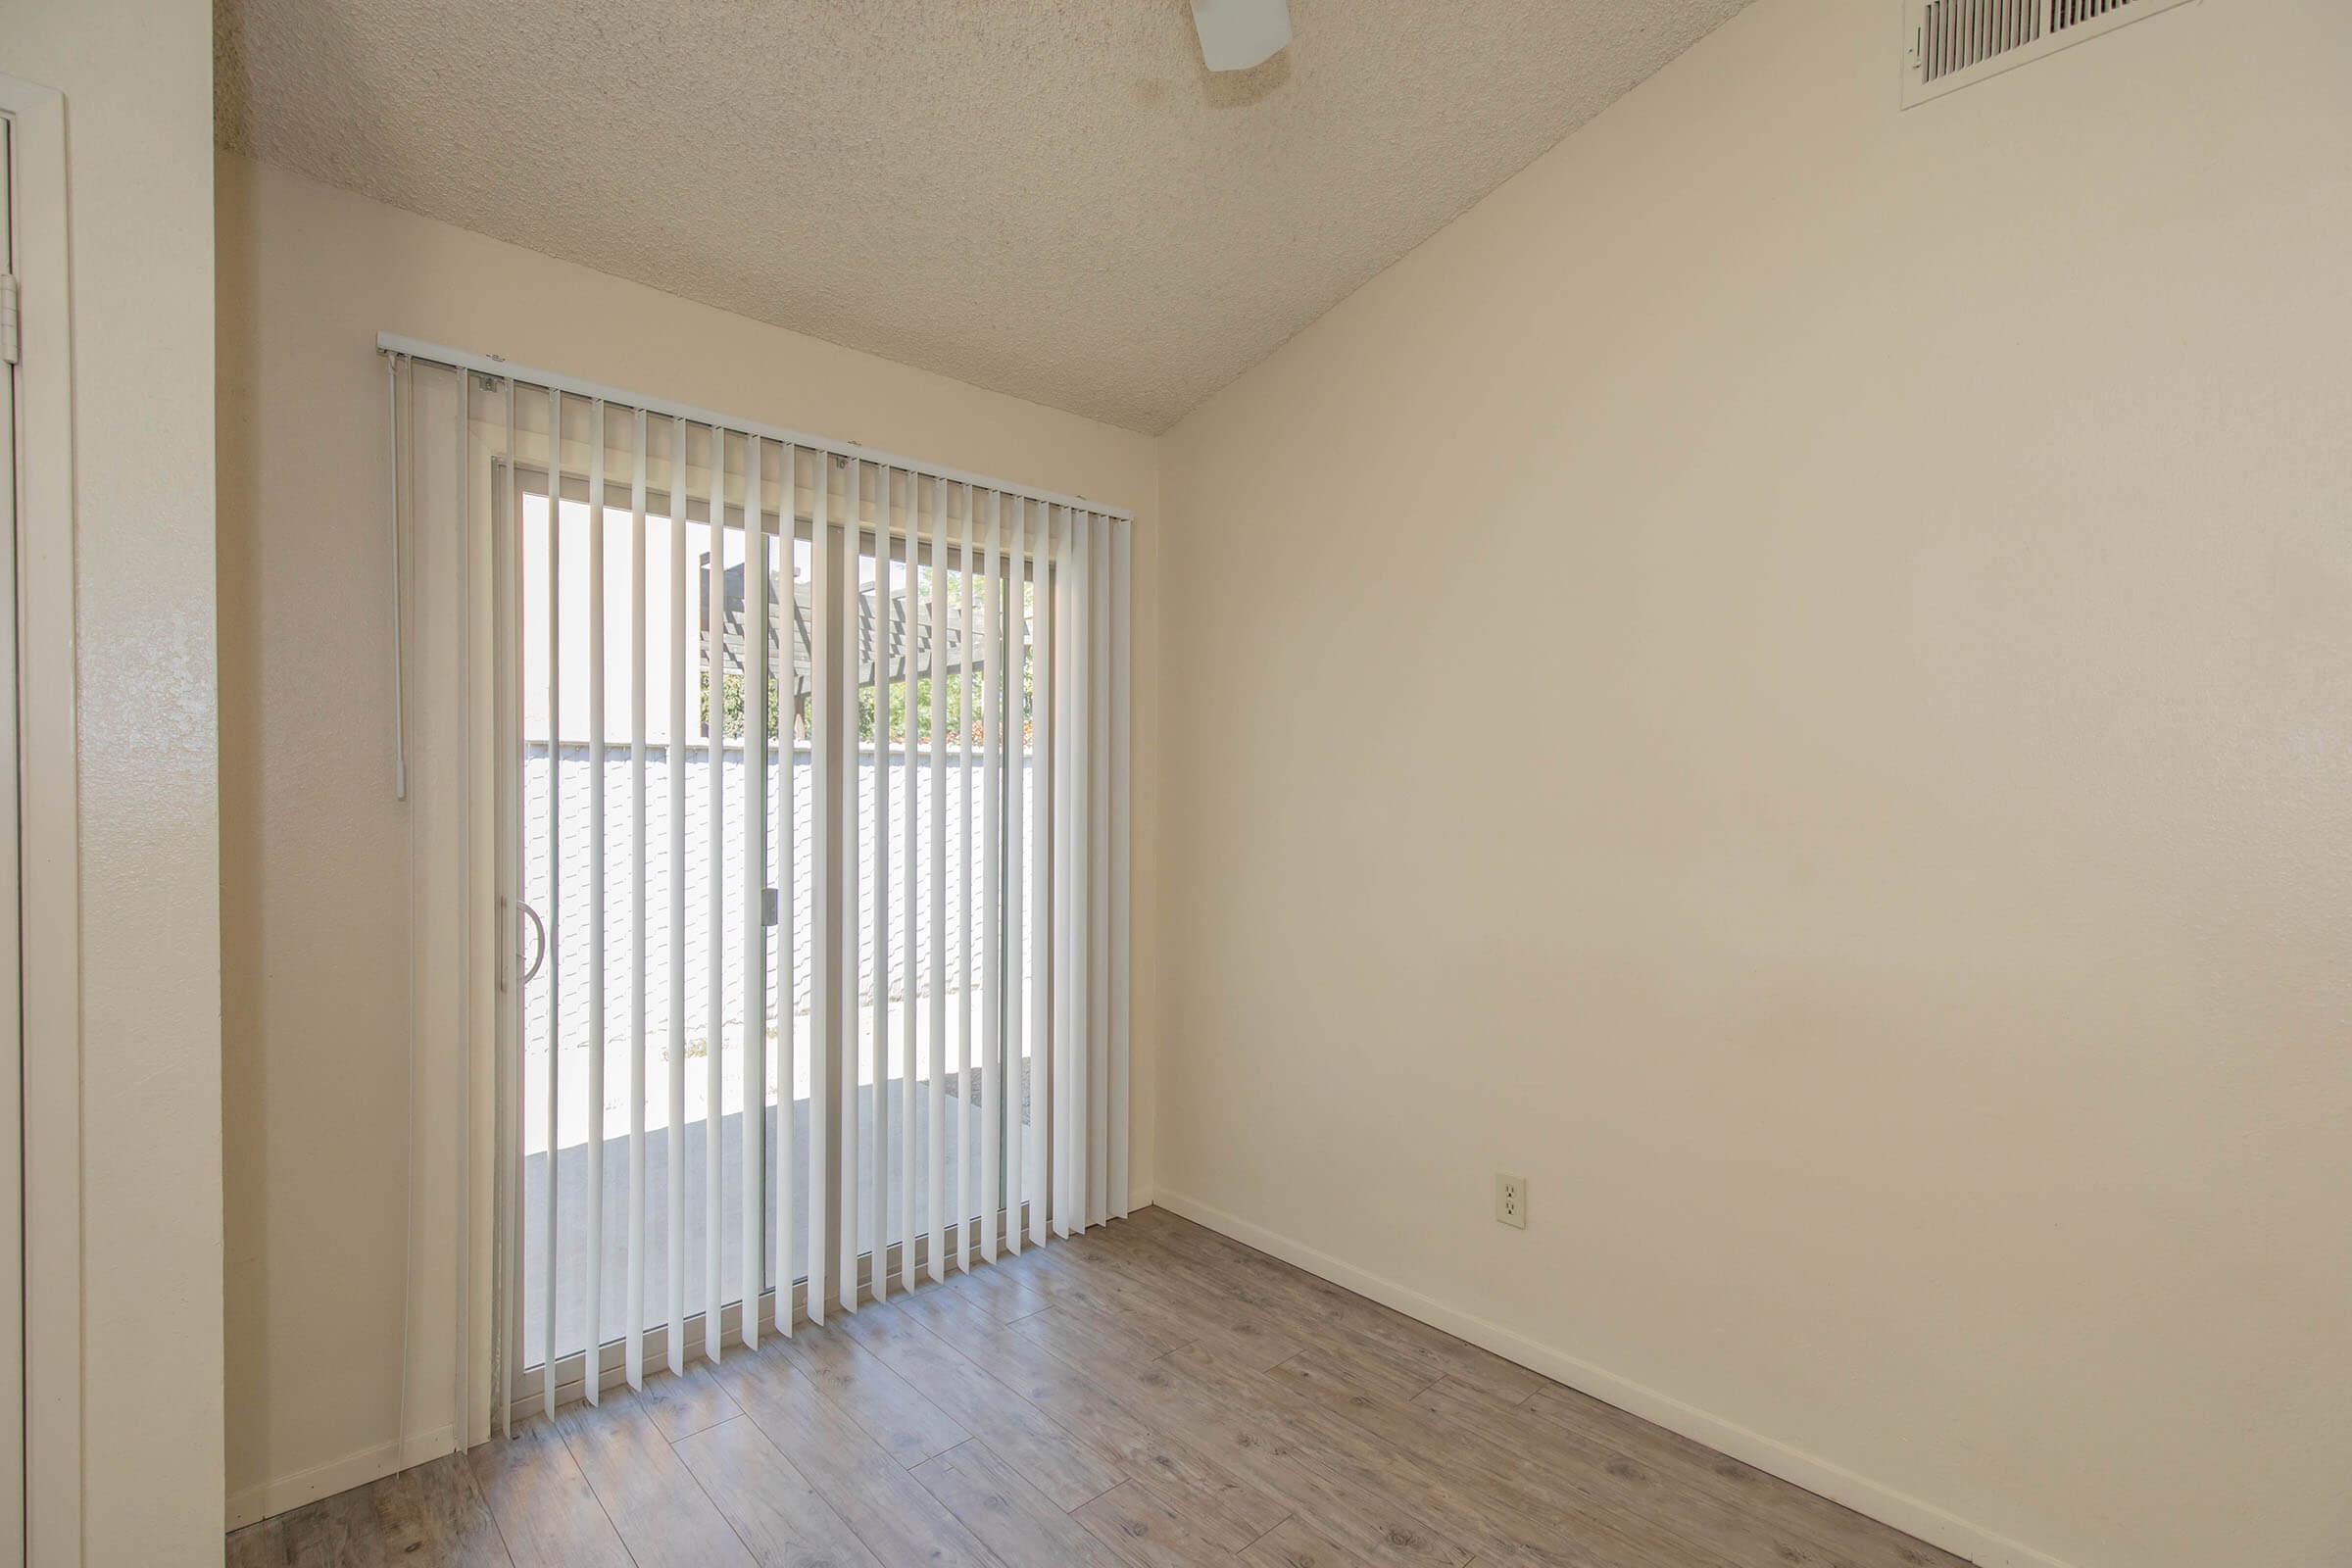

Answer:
[217,0,1750,432]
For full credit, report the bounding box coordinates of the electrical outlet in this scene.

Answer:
[1495,1173,1528,1229]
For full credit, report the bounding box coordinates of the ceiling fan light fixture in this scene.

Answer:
[1191,0,1293,73]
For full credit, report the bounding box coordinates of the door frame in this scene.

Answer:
[1,72,81,1568]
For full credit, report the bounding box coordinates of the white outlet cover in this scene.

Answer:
[1495,1174,1528,1229]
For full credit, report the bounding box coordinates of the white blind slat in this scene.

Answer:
[452,365,475,1438]
[807,451,831,1327]
[1004,499,1029,1255]
[625,409,649,1389]
[497,378,521,1437]
[1068,511,1087,1232]
[839,458,863,1313]
[582,398,607,1400]
[1027,508,1053,1250]
[979,491,1003,1263]
[927,481,950,1284]
[1088,513,1110,1227]
[957,491,978,1270]
[539,387,564,1417]
[704,427,728,1362]
[776,444,800,1337]
[898,494,919,1294]
[665,414,689,1374]
[1109,518,1131,1219]
[741,436,769,1351]
[1053,508,1078,1241]
[870,470,893,1304]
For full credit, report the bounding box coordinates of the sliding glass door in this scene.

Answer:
[486,395,1094,1423]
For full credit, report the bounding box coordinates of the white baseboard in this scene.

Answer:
[1149,1189,2075,1568]
[225,1425,456,1533]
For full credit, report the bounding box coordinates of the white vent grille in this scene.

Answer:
[2050,0,2140,27]
[1903,0,2194,107]
[1920,0,2043,84]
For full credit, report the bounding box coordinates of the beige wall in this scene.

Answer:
[1155,4,2352,1568]
[1,0,223,1560]
[217,150,1159,1518]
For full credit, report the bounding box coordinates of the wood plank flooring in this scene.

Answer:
[226,1207,1968,1568]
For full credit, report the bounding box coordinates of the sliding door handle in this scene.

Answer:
[517,902,547,985]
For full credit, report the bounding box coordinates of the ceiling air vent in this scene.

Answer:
[1901,0,2194,107]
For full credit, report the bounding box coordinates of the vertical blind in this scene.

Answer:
[382,341,1132,1436]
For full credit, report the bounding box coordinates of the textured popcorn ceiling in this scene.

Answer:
[217,0,1750,432]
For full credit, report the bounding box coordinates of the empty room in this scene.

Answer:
[0,0,2345,1564]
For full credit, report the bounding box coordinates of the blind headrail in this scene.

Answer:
[376,332,1133,522]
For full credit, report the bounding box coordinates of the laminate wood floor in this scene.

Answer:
[227,1206,1969,1568]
